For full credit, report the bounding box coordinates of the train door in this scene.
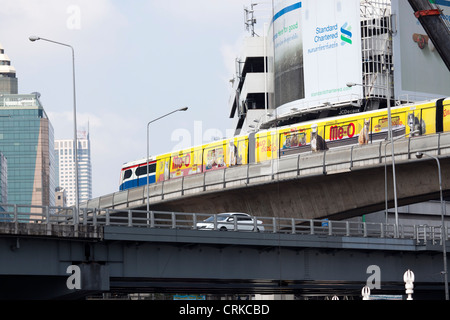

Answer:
[227,136,248,167]
[156,155,171,182]
[418,104,436,136]
[439,98,450,133]
[248,132,256,164]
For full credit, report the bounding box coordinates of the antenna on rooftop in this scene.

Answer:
[244,3,259,37]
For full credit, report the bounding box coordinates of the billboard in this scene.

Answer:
[271,0,362,115]
[273,1,305,107]
[392,0,450,101]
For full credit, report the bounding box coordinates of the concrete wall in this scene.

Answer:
[147,157,450,220]
[83,133,450,221]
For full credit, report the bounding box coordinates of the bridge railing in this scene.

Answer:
[0,204,448,244]
[0,203,76,224]
[80,132,450,211]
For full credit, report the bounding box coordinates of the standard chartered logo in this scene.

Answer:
[309,21,353,54]
[340,22,352,45]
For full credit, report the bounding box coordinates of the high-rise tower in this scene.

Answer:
[0,42,55,216]
[55,130,92,207]
[0,93,56,209]
[0,43,18,94]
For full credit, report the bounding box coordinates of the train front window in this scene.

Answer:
[123,169,132,180]
[136,163,156,176]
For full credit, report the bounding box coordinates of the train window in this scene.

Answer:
[123,169,132,180]
[136,163,156,176]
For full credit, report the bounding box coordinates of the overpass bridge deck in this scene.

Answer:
[0,206,449,299]
[0,204,447,246]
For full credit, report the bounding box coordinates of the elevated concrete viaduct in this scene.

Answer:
[146,158,450,221]
[83,133,450,221]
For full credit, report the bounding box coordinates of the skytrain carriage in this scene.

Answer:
[119,98,450,191]
[119,157,157,191]
[254,97,450,161]
[119,134,250,191]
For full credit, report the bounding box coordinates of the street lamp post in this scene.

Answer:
[146,108,188,213]
[416,152,449,300]
[347,77,399,237]
[29,36,79,215]
[383,130,419,225]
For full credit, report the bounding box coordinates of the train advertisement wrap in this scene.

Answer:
[203,141,227,172]
[169,147,203,179]
[256,132,279,162]
[156,155,171,182]
[228,136,249,167]
[119,99,450,191]
[278,125,328,155]
[445,103,450,132]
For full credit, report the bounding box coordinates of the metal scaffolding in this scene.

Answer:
[360,0,393,108]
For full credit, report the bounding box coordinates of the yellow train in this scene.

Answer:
[119,98,450,191]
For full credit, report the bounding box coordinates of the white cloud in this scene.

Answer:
[1,1,257,198]
[148,0,246,24]
[0,0,127,62]
[220,33,246,81]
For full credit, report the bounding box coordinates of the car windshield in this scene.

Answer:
[204,215,229,222]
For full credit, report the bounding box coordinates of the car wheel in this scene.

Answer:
[253,227,260,232]
[220,227,228,231]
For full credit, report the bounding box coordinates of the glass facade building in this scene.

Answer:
[0,153,7,205]
[0,94,56,209]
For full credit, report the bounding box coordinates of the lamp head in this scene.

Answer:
[415,152,424,159]
[29,36,41,42]
[179,107,188,112]
[346,82,356,88]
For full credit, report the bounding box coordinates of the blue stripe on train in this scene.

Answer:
[119,175,156,191]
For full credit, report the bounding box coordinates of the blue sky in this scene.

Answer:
[0,0,271,198]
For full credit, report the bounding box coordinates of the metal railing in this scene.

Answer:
[0,203,76,224]
[82,131,450,211]
[0,204,448,245]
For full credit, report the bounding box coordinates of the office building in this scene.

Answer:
[0,43,55,212]
[55,130,92,207]
[0,93,56,208]
[0,153,7,205]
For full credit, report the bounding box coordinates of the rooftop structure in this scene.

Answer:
[0,42,18,94]
[229,0,450,134]
[229,36,269,135]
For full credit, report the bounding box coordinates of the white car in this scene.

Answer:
[196,213,264,232]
